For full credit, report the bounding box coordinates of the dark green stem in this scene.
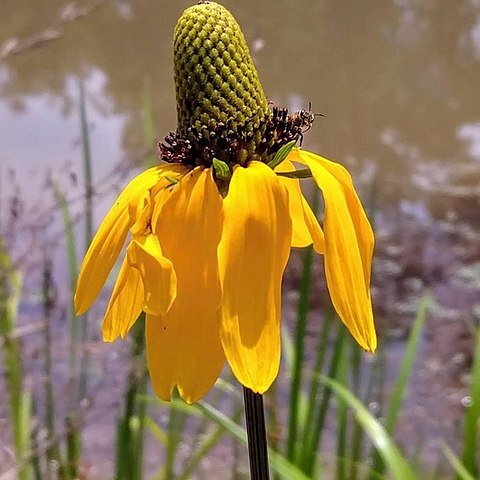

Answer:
[78,78,93,400]
[42,258,66,478]
[115,314,147,480]
[286,244,313,461]
[243,387,270,480]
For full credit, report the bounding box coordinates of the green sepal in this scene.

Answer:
[268,140,297,169]
[212,158,231,180]
[165,176,180,185]
[276,168,312,179]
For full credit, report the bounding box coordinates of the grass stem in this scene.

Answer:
[0,239,31,480]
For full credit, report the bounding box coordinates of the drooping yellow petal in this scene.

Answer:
[146,168,225,404]
[74,163,188,315]
[276,159,325,253]
[289,148,376,352]
[290,148,374,287]
[127,235,177,316]
[218,161,291,393]
[102,256,143,342]
[302,197,325,254]
[129,190,154,238]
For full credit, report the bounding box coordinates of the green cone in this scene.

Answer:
[174,1,269,143]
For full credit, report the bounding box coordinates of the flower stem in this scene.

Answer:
[243,387,270,480]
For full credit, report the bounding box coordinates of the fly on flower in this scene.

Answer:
[75,1,377,404]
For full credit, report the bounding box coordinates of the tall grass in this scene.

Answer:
[41,257,66,478]
[115,315,148,480]
[0,239,31,480]
[78,78,93,400]
[458,326,480,478]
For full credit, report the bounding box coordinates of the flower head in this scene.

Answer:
[75,1,376,404]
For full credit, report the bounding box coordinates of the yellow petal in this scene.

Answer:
[218,161,291,393]
[276,159,325,253]
[289,148,376,352]
[74,163,188,315]
[129,190,154,238]
[151,184,177,234]
[102,256,143,342]
[302,197,325,254]
[146,168,225,403]
[127,235,177,316]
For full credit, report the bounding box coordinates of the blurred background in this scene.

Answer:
[1,0,480,479]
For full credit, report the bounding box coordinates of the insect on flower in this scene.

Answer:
[292,102,324,145]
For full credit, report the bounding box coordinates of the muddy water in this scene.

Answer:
[1,0,480,478]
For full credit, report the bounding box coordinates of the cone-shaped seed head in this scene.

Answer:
[174,2,269,142]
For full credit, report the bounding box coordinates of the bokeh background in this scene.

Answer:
[1,0,480,478]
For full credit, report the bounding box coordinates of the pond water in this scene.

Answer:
[1,0,480,478]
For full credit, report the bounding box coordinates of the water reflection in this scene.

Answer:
[1,0,480,474]
[1,0,479,211]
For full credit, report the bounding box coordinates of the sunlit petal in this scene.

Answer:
[146,168,225,404]
[75,164,188,315]
[129,191,154,237]
[302,196,325,254]
[151,185,177,233]
[276,159,325,253]
[127,235,177,316]
[102,257,143,342]
[289,148,376,352]
[290,148,374,286]
[219,161,291,393]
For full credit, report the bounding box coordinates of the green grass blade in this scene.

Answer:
[320,375,416,480]
[369,294,431,478]
[78,79,93,244]
[443,443,476,480]
[197,401,311,480]
[115,315,147,480]
[65,413,81,479]
[281,325,295,376]
[300,305,334,468]
[41,257,66,476]
[459,326,480,478]
[345,336,362,478]
[385,295,431,431]
[115,415,130,480]
[302,321,346,475]
[51,180,83,478]
[144,415,168,446]
[348,328,388,480]
[0,240,31,480]
[50,182,78,374]
[78,79,93,400]
[286,244,314,461]
[132,330,148,478]
[18,390,32,479]
[164,396,188,478]
[178,407,243,480]
[166,398,311,480]
[336,340,349,480]
[177,425,226,480]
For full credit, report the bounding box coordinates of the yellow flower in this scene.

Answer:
[75,147,376,403]
[74,1,376,404]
